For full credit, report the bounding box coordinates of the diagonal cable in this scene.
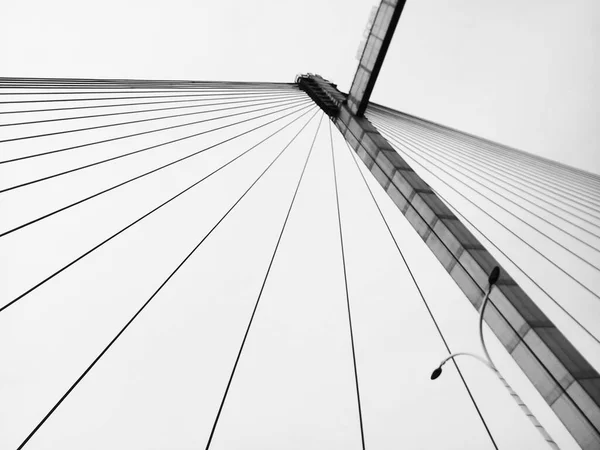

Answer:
[204,112,324,450]
[0,95,306,144]
[0,102,313,238]
[0,106,318,314]
[328,120,367,450]
[371,119,600,300]
[14,108,320,450]
[370,110,600,220]
[0,88,299,106]
[342,137,499,450]
[0,90,299,116]
[0,91,302,128]
[372,117,600,252]
[342,124,600,437]
[0,99,311,194]
[0,97,309,165]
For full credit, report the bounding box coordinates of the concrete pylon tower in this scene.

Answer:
[297,0,600,447]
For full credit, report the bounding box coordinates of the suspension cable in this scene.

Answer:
[0,98,309,165]
[204,113,324,450]
[14,108,320,450]
[370,106,600,198]
[370,110,600,218]
[372,119,600,263]
[425,182,600,346]
[0,106,318,314]
[341,123,600,437]
[370,114,600,244]
[328,121,367,450]
[0,100,312,195]
[0,96,306,144]
[341,132,499,450]
[0,91,302,128]
[0,91,298,116]
[367,115,600,344]
[0,89,298,106]
[369,109,600,224]
[371,121,600,299]
[0,86,295,96]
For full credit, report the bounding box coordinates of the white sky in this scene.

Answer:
[1,1,599,449]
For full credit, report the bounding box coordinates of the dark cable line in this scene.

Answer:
[373,124,600,301]
[370,105,600,189]
[383,118,600,237]
[425,182,600,346]
[369,107,600,207]
[369,109,600,219]
[369,106,600,201]
[0,85,296,94]
[0,82,279,89]
[0,96,307,144]
[0,79,295,90]
[373,120,600,277]
[0,92,296,116]
[0,81,297,95]
[0,80,291,86]
[373,115,600,343]
[373,113,600,342]
[0,105,314,313]
[0,85,289,91]
[205,113,324,450]
[0,82,295,90]
[369,110,600,221]
[338,120,600,437]
[0,101,312,194]
[342,136,499,450]
[393,128,600,329]
[376,111,600,216]
[0,102,313,238]
[328,121,366,450]
[371,106,600,198]
[0,79,293,86]
[0,76,294,86]
[0,88,299,106]
[0,86,296,96]
[0,91,303,127]
[0,96,310,165]
[371,118,600,250]
[350,117,600,343]
[14,108,319,450]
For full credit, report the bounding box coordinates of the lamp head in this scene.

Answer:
[488,266,500,286]
[430,367,443,380]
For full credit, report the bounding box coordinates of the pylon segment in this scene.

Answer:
[347,0,407,116]
[299,73,600,449]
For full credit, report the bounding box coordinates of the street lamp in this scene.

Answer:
[430,266,559,449]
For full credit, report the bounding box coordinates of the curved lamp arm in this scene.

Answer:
[479,285,495,369]
[431,267,559,449]
[437,352,495,372]
[479,266,500,367]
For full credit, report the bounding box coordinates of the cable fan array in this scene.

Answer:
[2,77,598,450]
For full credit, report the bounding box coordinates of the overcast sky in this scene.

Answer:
[1,0,597,172]
[1,1,599,449]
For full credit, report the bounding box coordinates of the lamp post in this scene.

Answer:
[430,267,559,449]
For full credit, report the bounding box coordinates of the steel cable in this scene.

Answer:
[0,105,318,314]
[204,113,324,450]
[14,108,320,450]
[0,99,312,194]
[342,133,499,450]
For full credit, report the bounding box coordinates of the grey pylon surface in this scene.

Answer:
[298,72,600,449]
